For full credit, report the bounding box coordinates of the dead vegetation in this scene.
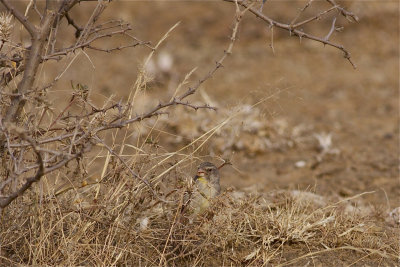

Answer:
[0,0,398,265]
[1,170,398,265]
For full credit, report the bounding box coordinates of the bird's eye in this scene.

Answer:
[205,167,213,172]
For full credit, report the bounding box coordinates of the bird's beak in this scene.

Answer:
[194,169,205,180]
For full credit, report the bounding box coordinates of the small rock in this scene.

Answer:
[295,160,306,168]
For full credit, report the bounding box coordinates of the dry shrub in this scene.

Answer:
[1,161,398,266]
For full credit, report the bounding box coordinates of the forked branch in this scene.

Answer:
[224,0,357,68]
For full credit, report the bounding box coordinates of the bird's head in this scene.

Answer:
[194,162,219,183]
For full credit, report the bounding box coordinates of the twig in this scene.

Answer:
[324,17,337,41]
[291,6,337,29]
[65,12,83,38]
[86,41,149,53]
[218,160,232,170]
[269,23,275,54]
[0,135,44,208]
[47,95,76,130]
[43,27,133,60]
[325,0,359,22]
[178,1,250,101]
[290,0,314,26]
[223,0,357,69]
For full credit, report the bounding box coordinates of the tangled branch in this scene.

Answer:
[0,0,358,209]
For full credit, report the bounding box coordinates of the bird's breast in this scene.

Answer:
[195,178,219,198]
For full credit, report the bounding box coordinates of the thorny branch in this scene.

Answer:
[65,12,83,38]
[0,0,359,209]
[224,0,358,68]
[0,134,44,208]
[0,0,151,208]
[178,1,248,100]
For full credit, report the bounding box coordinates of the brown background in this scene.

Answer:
[41,1,399,208]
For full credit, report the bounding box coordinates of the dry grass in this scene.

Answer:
[1,156,398,266]
[1,32,398,267]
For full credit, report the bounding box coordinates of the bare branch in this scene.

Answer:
[3,3,59,123]
[325,0,359,22]
[324,17,337,41]
[5,4,246,153]
[223,0,357,69]
[43,24,136,60]
[65,12,83,38]
[218,160,232,170]
[291,6,337,29]
[0,135,44,208]
[86,42,150,53]
[290,0,314,26]
[178,2,249,101]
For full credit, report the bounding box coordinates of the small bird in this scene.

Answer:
[187,162,221,216]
